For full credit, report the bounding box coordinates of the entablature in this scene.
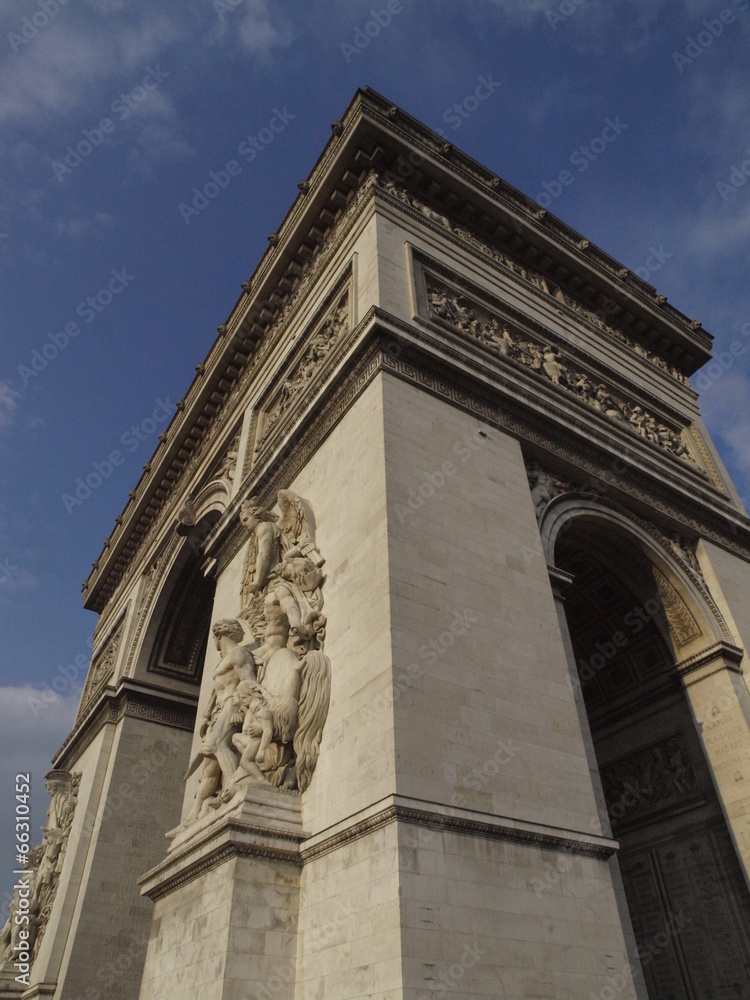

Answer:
[82,86,717,616]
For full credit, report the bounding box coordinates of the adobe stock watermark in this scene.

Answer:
[7,0,70,54]
[340,1,411,62]
[434,74,501,137]
[178,107,295,224]
[632,245,672,283]
[212,0,247,16]
[16,268,136,388]
[394,429,490,523]
[61,398,175,514]
[0,557,19,585]
[566,596,663,696]
[529,853,574,897]
[416,942,484,1000]
[75,730,184,839]
[546,0,590,31]
[716,144,750,203]
[519,457,630,570]
[693,319,749,392]
[588,912,692,1000]
[535,117,628,208]
[253,963,295,1000]
[673,0,748,73]
[52,66,170,182]
[461,736,522,792]
[26,634,95,718]
[365,609,479,719]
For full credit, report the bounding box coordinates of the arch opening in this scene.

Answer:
[556,517,750,998]
[134,512,219,688]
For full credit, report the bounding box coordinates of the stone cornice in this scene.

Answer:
[370,317,747,546]
[354,89,711,364]
[82,175,378,617]
[139,822,306,902]
[411,249,695,418]
[387,192,696,395]
[300,801,618,863]
[676,641,745,678]
[53,679,196,771]
[203,314,384,573]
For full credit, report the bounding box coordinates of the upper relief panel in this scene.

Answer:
[371,171,697,406]
[413,260,705,475]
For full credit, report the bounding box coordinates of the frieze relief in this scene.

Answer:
[0,770,81,976]
[176,490,331,832]
[425,275,696,467]
[653,528,704,582]
[257,291,350,449]
[602,733,698,826]
[76,616,126,720]
[376,174,691,385]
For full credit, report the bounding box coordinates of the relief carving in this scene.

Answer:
[215,430,240,483]
[0,770,81,974]
[259,292,349,447]
[652,566,702,646]
[525,461,574,521]
[427,276,696,466]
[652,527,704,581]
[76,618,125,719]
[378,175,691,384]
[527,463,706,588]
[179,491,330,829]
[602,733,697,825]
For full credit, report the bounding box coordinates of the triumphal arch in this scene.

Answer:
[4,88,750,1000]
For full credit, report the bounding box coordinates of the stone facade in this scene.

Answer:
[6,88,750,999]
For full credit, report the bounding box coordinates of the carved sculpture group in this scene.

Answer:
[180,490,331,828]
[0,771,81,974]
[428,279,695,465]
[602,734,696,824]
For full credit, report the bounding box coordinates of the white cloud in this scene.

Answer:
[0,567,40,598]
[499,0,742,54]
[211,0,295,56]
[0,8,190,127]
[53,212,117,239]
[688,197,750,255]
[488,0,552,16]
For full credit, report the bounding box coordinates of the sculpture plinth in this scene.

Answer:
[138,786,304,1000]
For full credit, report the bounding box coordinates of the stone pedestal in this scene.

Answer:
[138,786,305,1000]
[0,971,25,999]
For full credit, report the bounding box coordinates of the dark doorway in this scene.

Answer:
[557,521,750,999]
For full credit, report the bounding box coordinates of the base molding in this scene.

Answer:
[300,794,619,863]
[139,784,305,901]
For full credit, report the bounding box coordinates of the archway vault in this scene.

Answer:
[127,505,223,687]
[539,492,750,998]
[540,493,735,655]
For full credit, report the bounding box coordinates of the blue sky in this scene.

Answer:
[1,0,750,899]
